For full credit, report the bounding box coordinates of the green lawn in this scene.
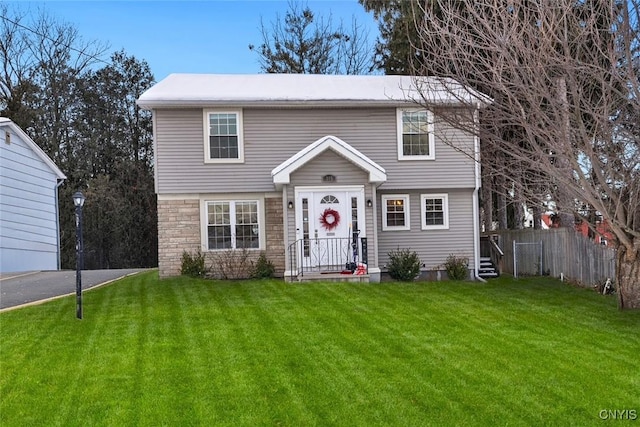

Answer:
[1,271,639,426]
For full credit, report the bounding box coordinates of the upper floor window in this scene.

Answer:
[382,195,410,231]
[420,193,449,230]
[204,110,244,163]
[397,109,435,160]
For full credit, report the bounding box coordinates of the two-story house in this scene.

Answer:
[137,74,487,281]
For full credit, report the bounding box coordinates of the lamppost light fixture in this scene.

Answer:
[73,191,85,319]
[73,191,85,208]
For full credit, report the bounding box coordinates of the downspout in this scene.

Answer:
[473,188,485,283]
[55,178,65,270]
[472,106,486,282]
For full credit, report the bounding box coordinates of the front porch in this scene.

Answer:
[286,236,370,282]
[272,135,386,283]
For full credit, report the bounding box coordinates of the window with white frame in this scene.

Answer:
[382,195,410,231]
[420,194,449,230]
[204,110,243,162]
[206,200,260,250]
[397,109,435,160]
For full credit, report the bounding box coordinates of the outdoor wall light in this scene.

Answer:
[367,199,373,208]
[288,201,294,209]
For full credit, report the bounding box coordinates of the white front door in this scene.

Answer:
[295,186,365,271]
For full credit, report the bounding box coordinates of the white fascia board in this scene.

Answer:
[137,99,421,110]
[0,118,66,180]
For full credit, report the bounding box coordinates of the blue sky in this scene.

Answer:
[10,1,379,81]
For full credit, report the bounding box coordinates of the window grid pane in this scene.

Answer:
[402,110,430,156]
[209,114,237,136]
[236,225,259,248]
[210,135,239,159]
[320,195,339,204]
[235,201,259,249]
[351,197,358,232]
[208,225,232,249]
[209,113,239,159]
[424,198,444,226]
[385,199,406,227]
[302,198,309,257]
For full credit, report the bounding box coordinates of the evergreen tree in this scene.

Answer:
[250,1,373,74]
[359,0,422,74]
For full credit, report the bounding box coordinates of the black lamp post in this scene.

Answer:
[73,191,85,319]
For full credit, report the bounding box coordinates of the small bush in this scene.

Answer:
[252,252,275,279]
[444,254,469,281]
[387,248,421,281]
[211,248,252,280]
[181,250,207,278]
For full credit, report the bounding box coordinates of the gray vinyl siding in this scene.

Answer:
[289,149,369,186]
[154,108,476,194]
[377,188,475,271]
[0,130,60,273]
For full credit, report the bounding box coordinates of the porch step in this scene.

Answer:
[295,272,370,283]
[478,257,500,279]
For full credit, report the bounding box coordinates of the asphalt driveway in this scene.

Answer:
[0,269,147,311]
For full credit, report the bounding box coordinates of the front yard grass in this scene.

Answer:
[1,271,639,426]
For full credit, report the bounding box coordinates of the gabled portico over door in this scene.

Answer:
[295,186,365,271]
[272,135,387,279]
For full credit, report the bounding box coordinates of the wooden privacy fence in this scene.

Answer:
[488,228,616,287]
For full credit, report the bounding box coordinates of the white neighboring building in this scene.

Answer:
[0,118,66,273]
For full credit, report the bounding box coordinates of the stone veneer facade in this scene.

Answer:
[157,196,285,278]
[157,199,201,278]
[264,197,285,276]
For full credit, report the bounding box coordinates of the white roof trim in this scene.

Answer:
[272,135,386,187]
[0,117,66,180]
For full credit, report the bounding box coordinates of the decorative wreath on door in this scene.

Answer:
[319,208,341,231]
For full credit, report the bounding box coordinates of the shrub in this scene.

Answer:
[251,252,275,279]
[211,248,252,280]
[387,248,421,281]
[444,254,469,281]
[181,250,207,278]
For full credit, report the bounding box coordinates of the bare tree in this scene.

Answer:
[1,4,108,160]
[1,5,157,270]
[0,4,41,127]
[249,1,373,74]
[407,0,640,309]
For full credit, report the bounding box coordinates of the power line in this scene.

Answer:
[0,13,111,67]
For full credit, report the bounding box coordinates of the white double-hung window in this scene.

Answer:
[206,200,260,250]
[204,110,244,163]
[397,108,435,160]
[382,195,410,231]
[420,194,449,230]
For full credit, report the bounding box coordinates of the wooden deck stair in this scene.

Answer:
[478,257,499,279]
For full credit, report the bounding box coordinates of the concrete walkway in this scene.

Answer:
[0,269,148,311]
